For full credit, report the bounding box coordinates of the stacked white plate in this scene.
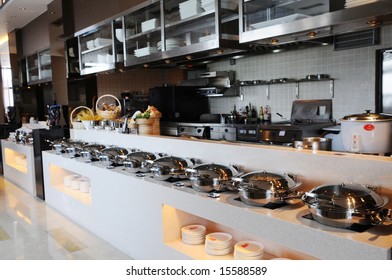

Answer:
[141,18,158,33]
[234,240,264,260]
[134,46,158,57]
[180,0,203,19]
[345,0,379,8]
[157,38,183,51]
[201,0,214,12]
[205,232,232,256]
[181,224,206,245]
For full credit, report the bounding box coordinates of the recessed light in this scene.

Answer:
[19,7,26,11]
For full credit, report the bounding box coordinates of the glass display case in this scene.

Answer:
[26,49,52,85]
[76,18,123,75]
[239,0,392,45]
[122,0,243,68]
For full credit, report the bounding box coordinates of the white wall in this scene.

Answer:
[208,26,392,122]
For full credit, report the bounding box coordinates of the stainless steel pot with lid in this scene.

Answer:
[233,171,302,206]
[341,111,392,121]
[80,143,106,162]
[149,156,195,181]
[302,183,392,228]
[185,163,242,192]
[123,151,161,173]
[98,146,129,167]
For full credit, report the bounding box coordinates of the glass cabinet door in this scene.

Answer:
[39,49,52,81]
[163,0,239,54]
[123,1,162,66]
[242,0,333,33]
[78,21,116,75]
[26,53,39,83]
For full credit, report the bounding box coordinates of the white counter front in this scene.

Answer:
[40,130,392,260]
[1,139,36,195]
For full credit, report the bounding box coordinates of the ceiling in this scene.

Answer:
[0,0,53,66]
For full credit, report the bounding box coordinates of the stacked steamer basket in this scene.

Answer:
[234,241,264,260]
[181,224,206,245]
[205,232,233,256]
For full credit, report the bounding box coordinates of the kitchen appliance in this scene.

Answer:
[178,123,210,139]
[149,86,210,122]
[195,71,239,97]
[236,124,259,142]
[340,110,392,155]
[209,124,237,141]
[259,99,335,145]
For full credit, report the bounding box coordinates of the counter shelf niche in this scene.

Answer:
[162,204,313,260]
[4,147,28,174]
[49,164,92,206]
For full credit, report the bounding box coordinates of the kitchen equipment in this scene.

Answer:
[123,151,160,173]
[149,86,210,122]
[178,123,210,139]
[185,163,242,192]
[149,156,195,181]
[340,110,392,154]
[209,124,236,141]
[302,183,392,228]
[236,124,259,142]
[259,99,335,145]
[293,137,332,151]
[195,71,239,97]
[233,171,302,207]
[322,125,344,151]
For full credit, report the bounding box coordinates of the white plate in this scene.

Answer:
[234,241,264,257]
[181,224,206,235]
[205,232,232,243]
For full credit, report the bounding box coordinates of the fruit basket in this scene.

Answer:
[95,94,122,120]
[70,106,94,129]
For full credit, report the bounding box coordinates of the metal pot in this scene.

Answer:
[340,111,392,154]
[185,163,242,192]
[123,151,160,173]
[99,146,129,166]
[233,171,302,207]
[302,183,392,228]
[149,156,195,181]
[81,143,106,161]
[293,137,332,151]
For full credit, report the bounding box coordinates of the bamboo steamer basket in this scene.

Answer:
[70,106,94,129]
[136,118,153,135]
[96,94,122,120]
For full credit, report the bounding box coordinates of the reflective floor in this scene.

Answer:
[0,176,132,260]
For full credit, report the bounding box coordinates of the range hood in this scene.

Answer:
[182,71,239,97]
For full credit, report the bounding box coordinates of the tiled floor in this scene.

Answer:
[0,176,132,260]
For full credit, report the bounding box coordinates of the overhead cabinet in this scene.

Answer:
[74,0,243,74]
[26,49,52,85]
[239,0,392,45]
[124,0,243,67]
[76,18,123,75]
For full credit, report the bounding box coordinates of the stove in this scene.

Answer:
[259,99,335,145]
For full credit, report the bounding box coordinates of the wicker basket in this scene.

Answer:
[70,106,94,129]
[95,94,122,120]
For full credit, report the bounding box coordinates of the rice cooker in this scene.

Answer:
[340,110,392,154]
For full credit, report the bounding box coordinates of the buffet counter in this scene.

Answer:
[41,130,392,260]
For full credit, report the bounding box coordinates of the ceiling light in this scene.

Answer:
[367,19,380,27]
[307,31,317,38]
[186,55,192,60]
[270,39,279,45]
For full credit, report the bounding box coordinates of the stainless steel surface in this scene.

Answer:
[123,151,158,173]
[178,124,210,138]
[209,125,237,141]
[293,137,332,151]
[342,110,392,121]
[302,183,392,228]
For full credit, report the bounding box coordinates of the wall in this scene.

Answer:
[72,0,144,33]
[208,26,392,122]
[96,68,185,97]
[22,12,50,56]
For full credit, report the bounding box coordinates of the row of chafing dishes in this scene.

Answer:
[51,138,392,230]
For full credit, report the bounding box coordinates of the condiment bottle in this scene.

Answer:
[264,105,271,122]
[259,106,264,122]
